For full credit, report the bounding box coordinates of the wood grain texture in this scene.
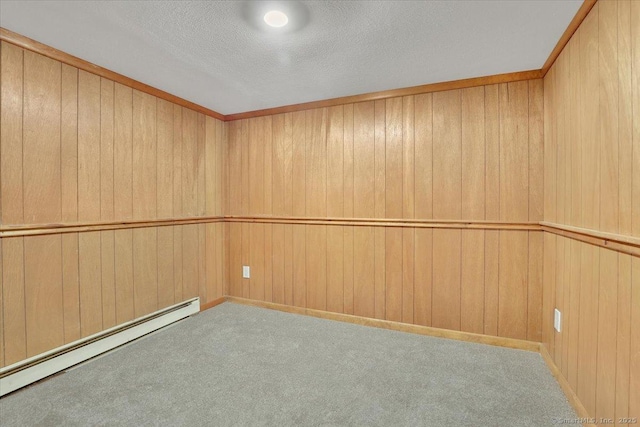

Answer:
[0,44,225,366]
[1,42,24,225]
[226,80,544,342]
[542,2,640,421]
[24,235,63,357]
[0,28,226,120]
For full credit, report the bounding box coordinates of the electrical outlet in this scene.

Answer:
[242,266,250,279]
[554,308,562,332]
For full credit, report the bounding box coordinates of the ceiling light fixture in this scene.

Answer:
[264,10,288,28]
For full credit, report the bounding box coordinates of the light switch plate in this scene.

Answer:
[554,308,562,332]
[242,266,250,279]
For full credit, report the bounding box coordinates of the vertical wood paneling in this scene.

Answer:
[327,106,344,313]
[0,43,226,368]
[157,99,174,218]
[132,90,157,219]
[24,235,63,357]
[61,65,78,223]
[460,87,485,334]
[115,229,134,324]
[23,51,61,224]
[1,42,24,225]
[484,84,500,337]
[100,79,116,330]
[343,105,354,315]
[62,234,80,343]
[78,71,101,222]
[432,90,462,330]
[114,84,133,220]
[498,231,528,340]
[2,238,26,364]
[384,98,402,321]
[79,232,102,337]
[413,94,432,326]
[541,2,640,423]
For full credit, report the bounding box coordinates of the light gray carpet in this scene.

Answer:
[0,302,576,426]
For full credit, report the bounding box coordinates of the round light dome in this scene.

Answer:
[264,10,288,28]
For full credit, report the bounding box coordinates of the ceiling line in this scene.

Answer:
[0,0,592,122]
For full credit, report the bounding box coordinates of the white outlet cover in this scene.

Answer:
[554,308,562,332]
[242,266,250,279]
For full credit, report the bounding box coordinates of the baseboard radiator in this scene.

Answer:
[0,297,200,397]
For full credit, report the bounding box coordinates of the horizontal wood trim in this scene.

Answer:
[0,216,225,237]
[224,216,541,231]
[541,222,640,257]
[540,0,597,77]
[199,296,227,312]
[224,70,542,120]
[539,345,595,426]
[226,296,541,352]
[0,27,226,121]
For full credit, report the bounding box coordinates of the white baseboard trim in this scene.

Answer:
[0,297,200,397]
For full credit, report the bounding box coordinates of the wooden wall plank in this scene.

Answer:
[229,223,242,297]
[158,227,175,307]
[133,227,158,317]
[567,239,581,389]
[460,87,485,334]
[432,229,461,330]
[374,100,386,319]
[79,232,102,337]
[132,90,157,219]
[2,238,25,364]
[498,231,528,340]
[343,105,354,315]
[596,248,619,421]
[61,65,78,223]
[306,224,327,311]
[401,97,415,323]
[115,229,134,324]
[499,81,529,222]
[1,42,24,225]
[22,51,61,224]
[183,224,199,300]
[527,232,543,342]
[24,235,63,357]
[384,98,402,322]
[196,114,206,216]
[182,109,198,217]
[157,99,174,218]
[101,231,116,329]
[62,234,80,343]
[581,6,601,231]
[528,80,544,222]
[577,243,599,416]
[114,84,133,220]
[432,90,462,331]
[100,79,114,221]
[78,71,101,222]
[197,223,206,303]
[354,226,374,318]
[250,223,265,301]
[327,106,344,313]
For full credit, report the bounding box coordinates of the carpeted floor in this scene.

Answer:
[0,302,576,426]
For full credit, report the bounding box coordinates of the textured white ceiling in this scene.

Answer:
[0,0,581,115]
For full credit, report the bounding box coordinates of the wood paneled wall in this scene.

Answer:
[542,0,640,423]
[226,80,545,341]
[0,41,227,368]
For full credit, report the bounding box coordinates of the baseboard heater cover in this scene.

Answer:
[0,297,200,397]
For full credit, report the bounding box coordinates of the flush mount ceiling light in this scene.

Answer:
[264,10,288,27]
